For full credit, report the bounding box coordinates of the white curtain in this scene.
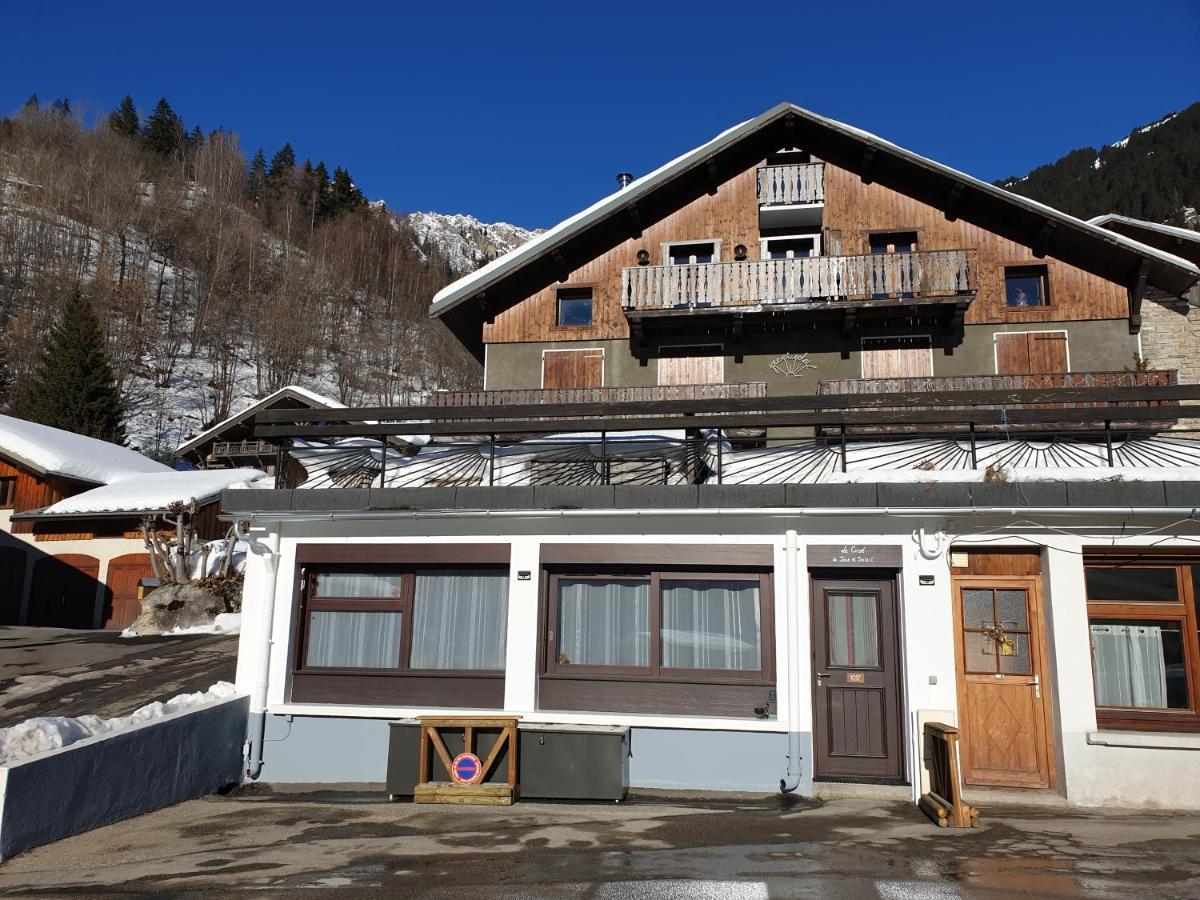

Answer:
[307,610,402,668]
[558,579,650,666]
[410,570,509,670]
[1090,623,1168,708]
[828,592,879,668]
[661,580,761,670]
[314,572,405,598]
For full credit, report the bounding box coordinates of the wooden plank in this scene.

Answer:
[413,783,514,806]
[427,727,455,778]
[418,717,520,728]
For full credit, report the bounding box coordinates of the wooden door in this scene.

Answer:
[811,577,904,780]
[542,349,603,389]
[0,547,27,624]
[30,554,101,629]
[861,336,933,379]
[658,355,724,386]
[952,575,1055,789]
[104,553,153,629]
[995,332,1068,376]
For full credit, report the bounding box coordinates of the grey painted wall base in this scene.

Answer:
[0,695,248,861]
[258,714,803,795]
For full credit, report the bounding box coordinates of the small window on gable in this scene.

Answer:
[666,241,719,266]
[1005,266,1049,307]
[556,288,593,327]
[869,231,918,254]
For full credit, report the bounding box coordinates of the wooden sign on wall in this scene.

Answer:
[808,544,903,568]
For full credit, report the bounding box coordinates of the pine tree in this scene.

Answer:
[142,97,183,157]
[49,98,71,117]
[327,167,366,217]
[16,290,126,444]
[22,94,39,114]
[267,143,296,190]
[246,147,267,202]
[107,95,139,137]
[189,124,204,149]
[313,160,332,220]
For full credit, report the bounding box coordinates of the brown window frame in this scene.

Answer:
[1084,557,1200,733]
[1003,264,1051,310]
[555,286,594,328]
[543,567,775,686]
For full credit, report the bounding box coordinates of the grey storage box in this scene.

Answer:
[519,724,629,801]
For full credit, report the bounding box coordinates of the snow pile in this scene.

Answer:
[41,468,266,516]
[0,682,238,766]
[123,612,241,638]
[0,415,169,485]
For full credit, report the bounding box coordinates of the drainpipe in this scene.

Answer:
[780,528,803,793]
[233,521,280,780]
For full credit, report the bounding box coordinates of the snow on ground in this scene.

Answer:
[41,468,265,516]
[0,415,170,484]
[405,211,541,275]
[122,613,241,639]
[0,682,237,766]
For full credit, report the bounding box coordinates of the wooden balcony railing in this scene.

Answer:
[757,163,825,206]
[621,249,975,313]
[212,439,275,457]
[430,383,767,407]
[818,370,1178,396]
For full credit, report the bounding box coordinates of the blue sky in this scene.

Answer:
[2,1,1197,229]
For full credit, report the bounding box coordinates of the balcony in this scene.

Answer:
[818,370,1178,396]
[430,382,767,408]
[757,163,824,228]
[621,249,975,319]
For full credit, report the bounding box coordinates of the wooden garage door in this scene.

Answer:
[995,332,1068,376]
[542,349,604,389]
[0,547,27,625]
[658,355,724,386]
[861,336,933,379]
[104,553,154,630]
[30,554,101,629]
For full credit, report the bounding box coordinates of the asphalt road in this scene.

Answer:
[0,625,238,726]
[1,786,1198,898]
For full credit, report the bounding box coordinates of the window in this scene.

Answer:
[1005,266,1049,307]
[665,241,719,266]
[869,231,918,254]
[547,570,769,678]
[300,567,509,672]
[0,477,14,508]
[1085,558,1200,731]
[556,288,593,327]
[761,235,818,260]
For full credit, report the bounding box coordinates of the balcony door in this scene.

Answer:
[995,331,1068,377]
[542,348,604,390]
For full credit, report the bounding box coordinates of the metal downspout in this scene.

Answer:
[233,522,280,780]
[780,528,803,793]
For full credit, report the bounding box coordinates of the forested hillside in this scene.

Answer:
[997,101,1200,225]
[0,96,529,458]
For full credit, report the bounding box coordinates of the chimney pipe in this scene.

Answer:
[616,172,633,189]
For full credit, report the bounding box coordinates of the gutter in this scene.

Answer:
[222,506,1200,524]
[232,522,281,780]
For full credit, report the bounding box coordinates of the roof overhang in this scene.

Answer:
[0,449,100,487]
[429,102,1200,359]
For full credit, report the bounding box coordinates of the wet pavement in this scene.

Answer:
[0,626,237,726]
[1,785,1198,897]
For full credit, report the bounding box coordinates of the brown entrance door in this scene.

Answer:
[104,553,153,629]
[30,554,101,628]
[811,576,904,780]
[952,575,1054,789]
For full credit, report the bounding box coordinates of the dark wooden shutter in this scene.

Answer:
[542,349,604,389]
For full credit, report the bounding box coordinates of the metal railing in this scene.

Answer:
[621,249,975,312]
[757,163,825,206]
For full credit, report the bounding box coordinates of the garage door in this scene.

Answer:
[104,553,154,630]
[0,547,27,624]
[30,554,101,629]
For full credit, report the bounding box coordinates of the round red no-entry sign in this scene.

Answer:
[451,752,483,785]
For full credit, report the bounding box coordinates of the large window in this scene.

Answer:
[1085,558,1200,731]
[300,567,509,672]
[546,570,770,680]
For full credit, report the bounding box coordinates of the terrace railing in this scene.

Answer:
[756,163,825,206]
[819,370,1178,397]
[621,249,975,313]
[431,383,767,407]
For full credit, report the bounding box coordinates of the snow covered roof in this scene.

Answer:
[34,468,267,517]
[1088,214,1200,245]
[175,385,342,458]
[0,415,169,485]
[429,102,1200,353]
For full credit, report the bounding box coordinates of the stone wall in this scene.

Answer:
[1141,297,1200,384]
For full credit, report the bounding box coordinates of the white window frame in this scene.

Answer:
[662,239,722,266]
[758,233,822,260]
[540,346,606,389]
[991,329,1071,375]
[859,334,934,379]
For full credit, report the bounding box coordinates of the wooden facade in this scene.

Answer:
[0,458,85,533]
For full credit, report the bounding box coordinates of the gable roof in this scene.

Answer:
[175,385,342,460]
[1089,214,1200,268]
[429,102,1200,358]
[27,468,268,519]
[0,415,170,485]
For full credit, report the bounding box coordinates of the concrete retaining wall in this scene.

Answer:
[0,693,249,860]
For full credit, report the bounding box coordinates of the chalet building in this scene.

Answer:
[227,104,1200,811]
[0,415,260,629]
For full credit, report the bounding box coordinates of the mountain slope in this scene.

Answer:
[404,211,541,274]
[997,101,1200,225]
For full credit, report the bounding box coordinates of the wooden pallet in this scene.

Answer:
[415,716,520,805]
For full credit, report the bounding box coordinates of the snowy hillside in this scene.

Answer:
[405,211,542,274]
